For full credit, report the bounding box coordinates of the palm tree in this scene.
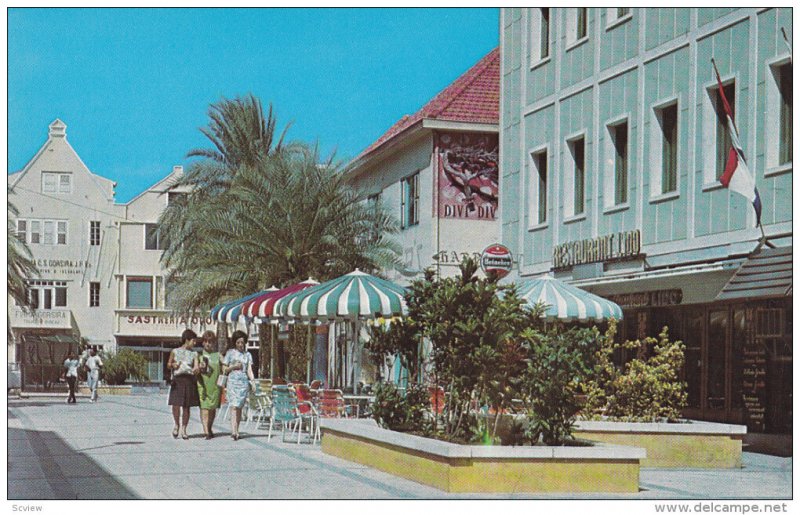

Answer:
[7,197,39,308]
[160,146,399,313]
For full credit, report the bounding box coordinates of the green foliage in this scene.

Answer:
[520,327,600,445]
[102,348,149,385]
[7,197,39,309]
[365,318,421,382]
[583,321,688,422]
[158,95,400,314]
[372,382,428,432]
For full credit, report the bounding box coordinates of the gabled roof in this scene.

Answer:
[716,246,793,301]
[356,47,499,162]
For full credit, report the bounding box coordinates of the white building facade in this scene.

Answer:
[8,120,210,387]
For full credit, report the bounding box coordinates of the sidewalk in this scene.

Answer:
[7,394,793,500]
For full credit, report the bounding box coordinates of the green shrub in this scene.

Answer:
[582,322,688,422]
[371,382,429,432]
[520,327,599,445]
[101,348,149,385]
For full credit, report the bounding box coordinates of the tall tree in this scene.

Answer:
[7,197,39,308]
[160,146,399,313]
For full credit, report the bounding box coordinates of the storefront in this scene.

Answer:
[581,246,792,434]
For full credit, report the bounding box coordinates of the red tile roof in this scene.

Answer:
[357,47,499,161]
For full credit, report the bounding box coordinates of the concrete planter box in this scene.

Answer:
[574,420,746,468]
[78,385,132,395]
[319,419,645,494]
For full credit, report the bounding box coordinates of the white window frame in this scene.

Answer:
[701,74,737,190]
[649,97,681,201]
[27,280,68,310]
[606,7,632,30]
[764,56,792,177]
[41,172,71,194]
[603,114,631,211]
[563,131,588,221]
[144,223,163,251]
[530,7,551,68]
[30,220,41,244]
[16,220,27,243]
[400,172,420,229]
[126,276,154,309]
[89,281,100,307]
[57,221,67,245]
[566,7,589,50]
[90,220,101,246]
[528,145,550,229]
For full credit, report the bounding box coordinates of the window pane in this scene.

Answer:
[540,8,550,58]
[43,221,54,245]
[573,139,585,214]
[614,122,628,204]
[90,282,100,307]
[43,174,56,193]
[731,308,745,409]
[779,63,792,165]
[127,279,153,308]
[58,174,71,193]
[617,7,630,17]
[90,221,100,246]
[716,83,735,180]
[57,221,67,245]
[577,8,587,39]
[661,104,678,193]
[145,224,159,250]
[55,287,67,307]
[16,220,26,243]
[536,152,547,224]
[29,288,39,309]
[685,312,703,409]
[30,221,41,244]
[43,289,53,310]
[707,310,728,409]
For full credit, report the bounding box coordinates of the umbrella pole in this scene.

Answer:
[306,323,312,384]
[353,318,361,394]
[269,323,275,380]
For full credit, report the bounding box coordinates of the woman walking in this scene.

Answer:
[223,330,254,441]
[63,351,80,404]
[168,329,200,440]
[196,330,222,439]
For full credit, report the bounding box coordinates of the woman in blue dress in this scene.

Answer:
[223,330,254,441]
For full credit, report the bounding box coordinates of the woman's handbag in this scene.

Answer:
[217,374,228,388]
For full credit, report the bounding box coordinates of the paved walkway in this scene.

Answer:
[7,394,793,500]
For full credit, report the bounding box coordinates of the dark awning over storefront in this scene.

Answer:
[716,246,792,301]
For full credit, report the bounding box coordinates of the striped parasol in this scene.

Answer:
[274,269,407,320]
[516,275,623,322]
[242,279,319,320]
[210,287,278,324]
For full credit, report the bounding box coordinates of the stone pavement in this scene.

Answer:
[7,394,793,500]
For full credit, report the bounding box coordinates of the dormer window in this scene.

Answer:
[42,172,71,194]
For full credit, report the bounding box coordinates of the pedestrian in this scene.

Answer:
[167,329,200,440]
[63,351,80,404]
[84,349,104,403]
[196,330,222,439]
[222,330,254,441]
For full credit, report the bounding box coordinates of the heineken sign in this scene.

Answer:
[553,230,641,269]
[480,244,513,278]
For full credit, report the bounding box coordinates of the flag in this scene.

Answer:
[713,60,762,227]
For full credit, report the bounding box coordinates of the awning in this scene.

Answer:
[716,246,792,301]
[516,275,623,321]
[243,279,319,319]
[210,288,277,323]
[274,269,407,320]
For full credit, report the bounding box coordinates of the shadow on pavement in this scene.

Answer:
[8,427,139,500]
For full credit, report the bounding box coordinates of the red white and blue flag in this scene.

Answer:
[713,60,762,227]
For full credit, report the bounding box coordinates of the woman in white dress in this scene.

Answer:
[222,330,254,441]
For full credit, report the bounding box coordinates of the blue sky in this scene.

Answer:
[8,8,499,202]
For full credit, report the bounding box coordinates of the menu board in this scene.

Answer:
[741,308,767,432]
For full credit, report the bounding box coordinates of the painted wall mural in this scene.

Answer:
[435,132,498,220]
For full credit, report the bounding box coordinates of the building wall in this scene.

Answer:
[501,8,793,279]
[8,121,124,351]
[348,130,500,285]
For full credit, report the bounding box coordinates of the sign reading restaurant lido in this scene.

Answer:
[553,230,641,269]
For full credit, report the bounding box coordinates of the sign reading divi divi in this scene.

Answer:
[553,230,641,269]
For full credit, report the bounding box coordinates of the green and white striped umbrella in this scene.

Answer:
[517,275,623,322]
[274,269,407,320]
